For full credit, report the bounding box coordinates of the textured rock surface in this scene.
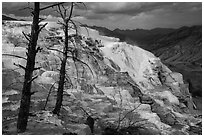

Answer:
[2,21,201,135]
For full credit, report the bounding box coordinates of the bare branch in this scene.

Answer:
[74,20,90,36]
[87,53,103,73]
[61,4,67,18]
[27,75,38,84]
[73,2,88,18]
[119,104,142,125]
[76,2,87,11]
[36,47,43,53]
[39,2,65,11]
[66,2,74,24]
[57,4,65,20]
[50,53,63,63]
[2,53,27,60]
[117,89,123,130]
[47,47,64,54]
[69,19,78,35]
[43,81,57,110]
[57,20,65,26]
[37,23,48,33]
[64,78,72,89]
[22,31,31,42]
[67,55,94,77]
[13,63,26,70]
[65,73,73,88]
[33,67,42,70]
[73,57,80,83]
[38,17,46,23]
[30,90,39,96]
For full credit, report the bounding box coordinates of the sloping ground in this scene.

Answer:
[2,15,18,21]
[151,26,202,98]
[83,25,202,96]
[2,21,202,135]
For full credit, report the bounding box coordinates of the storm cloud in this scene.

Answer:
[2,2,202,30]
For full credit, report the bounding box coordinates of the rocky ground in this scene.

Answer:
[2,21,202,135]
[2,70,202,135]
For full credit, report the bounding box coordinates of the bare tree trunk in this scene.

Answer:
[53,25,69,115]
[17,2,40,133]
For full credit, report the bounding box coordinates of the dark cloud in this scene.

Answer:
[2,2,202,29]
[82,2,201,19]
[2,2,33,16]
[87,2,171,15]
[2,2,68,17]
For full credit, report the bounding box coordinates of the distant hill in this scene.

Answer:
[83,24,175,48]
[84,24,201,64]
[2,15,19,21]
[152,25,202,64]
[112,27,175,47]
[82,25,126,42]
[2,15,17,21]
[153,25,202,97]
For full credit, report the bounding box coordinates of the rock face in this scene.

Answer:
[69,26,202,134]
[2,21,201,135]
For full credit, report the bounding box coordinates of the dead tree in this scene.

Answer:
[52,2,94,115]
[16,2,65,133]
[17,3,41,133]
[52,3,74,115]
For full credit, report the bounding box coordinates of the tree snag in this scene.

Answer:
[17,2,40,133]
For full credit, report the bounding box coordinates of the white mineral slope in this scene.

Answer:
[77,27,182,132]
[79,27,172,91]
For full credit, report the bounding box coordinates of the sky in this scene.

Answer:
[2,2,202,30]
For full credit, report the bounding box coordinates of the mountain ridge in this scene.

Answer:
[83,24,201,49]
[2,15,18,21]
[2,15,25,21]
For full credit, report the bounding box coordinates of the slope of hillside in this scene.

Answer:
[151,26,202,97]
[152,26,201,63]
[84,25,202,97]
[113,28,175,47]
[2,15,18,21]
[2,21,202,135]
[84,25,175,48]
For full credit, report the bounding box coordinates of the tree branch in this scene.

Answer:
[39,2,65,11]
[57,4,65,20]
[38,17,46,23]
[27,75,38,84]
[73,57,80,83]
[66,2,74,24]
[36,47,43,53]
[119,104,142,125]
[13,63,26,70]
[33,67,42,70]
[47,47,64,54]
[69,19,78,35]
[43,81,57,110]
[22,31,31,42]
[74,20,90,36]
[37,22,48,33]
[67,55,94,77]
[65,73,73,88]
[2,53,27,60]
